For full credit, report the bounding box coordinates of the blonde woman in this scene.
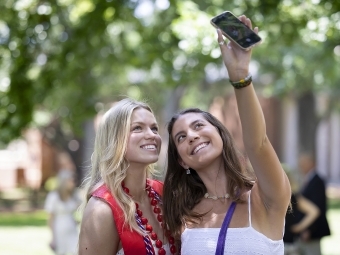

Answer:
[78,98,177,255]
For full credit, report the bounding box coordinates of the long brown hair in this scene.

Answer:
[163,108,254,238]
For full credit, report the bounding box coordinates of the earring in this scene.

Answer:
[186,168,191,175]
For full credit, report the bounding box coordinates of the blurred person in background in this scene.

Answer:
[295,153,330,255]
[283,167,320,255]
[78,98,177,255]
[45,169,81,255]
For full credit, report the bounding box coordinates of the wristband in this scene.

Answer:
[229,73,252,89]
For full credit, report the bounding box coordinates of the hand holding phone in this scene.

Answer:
[210,11,261,51]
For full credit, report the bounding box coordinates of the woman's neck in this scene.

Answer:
[196,159,228,196]
[124,166,148,202]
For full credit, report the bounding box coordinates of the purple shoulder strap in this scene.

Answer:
[215,201,236,255]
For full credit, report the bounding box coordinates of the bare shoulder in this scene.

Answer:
[79,196,119,255]
[84,196,113,219]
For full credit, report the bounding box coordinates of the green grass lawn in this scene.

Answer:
[0,210,48,226]
[0,206,339,255]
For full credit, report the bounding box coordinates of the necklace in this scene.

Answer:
[204,192,230,200]
[122,180,176,255]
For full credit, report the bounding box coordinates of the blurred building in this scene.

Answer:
[209,93,340,188]
[0,128,74,192]
[0,129,50,191]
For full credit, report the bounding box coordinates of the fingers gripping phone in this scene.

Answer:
[210,11,262,50]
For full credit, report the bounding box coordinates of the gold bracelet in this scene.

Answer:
[229,73,252,89]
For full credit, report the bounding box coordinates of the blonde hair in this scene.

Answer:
[81,98,157,234]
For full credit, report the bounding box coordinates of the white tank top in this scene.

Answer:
[181,191,284,255]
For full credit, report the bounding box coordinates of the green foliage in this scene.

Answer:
[0,0,339,144]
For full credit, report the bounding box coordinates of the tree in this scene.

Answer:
[1,0,339,157]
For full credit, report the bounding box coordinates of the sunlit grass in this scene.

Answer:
[0,226,54,255]
[321,208,340,255]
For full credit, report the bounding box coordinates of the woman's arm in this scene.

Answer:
[78,197,119,255]
[291,195,320,233]
[218,16,290,212]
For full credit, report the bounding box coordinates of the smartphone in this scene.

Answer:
[210,11,261,50]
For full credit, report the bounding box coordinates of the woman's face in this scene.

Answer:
[125,108,162,166]
[171,112,223,171]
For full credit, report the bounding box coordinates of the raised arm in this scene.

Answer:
[217,16,290,212]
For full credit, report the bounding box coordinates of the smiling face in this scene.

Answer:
[125,107,162,167]
[171,112,223,171]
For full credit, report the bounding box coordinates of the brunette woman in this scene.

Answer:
[163,15,291,255]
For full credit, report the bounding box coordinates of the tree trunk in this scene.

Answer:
[157,86,186,174]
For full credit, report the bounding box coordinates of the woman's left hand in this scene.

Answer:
[217,15,259,81]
